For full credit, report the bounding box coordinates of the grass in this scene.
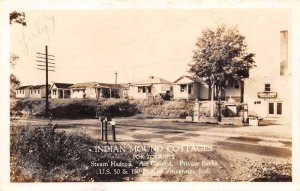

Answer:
[10,120,152,182]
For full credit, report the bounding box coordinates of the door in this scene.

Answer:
[268,102,282,116]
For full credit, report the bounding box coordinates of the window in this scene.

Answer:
[38,90,40,94]
[254,101,261,104]
[22,90,24,94]
[180,85,186,92]
[265,84,271,92]
[138,87,142,93]
[147,87,151,93]
[269,103,274,114]
[277,103,282,115]
[235,84,239,89]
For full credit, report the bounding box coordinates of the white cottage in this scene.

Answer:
[70,82,123,99]
[15,85,32,98]
[128,76,172,99]
[173,75,209,100]
[29,85,50,98]
[50,83,74,99]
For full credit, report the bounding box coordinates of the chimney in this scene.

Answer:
[280,30,288,76]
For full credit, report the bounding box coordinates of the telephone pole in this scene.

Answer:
[114,71,118,84]
[36,45,55,117]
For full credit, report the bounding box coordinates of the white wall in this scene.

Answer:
[86,87,97,98]
[173,84,188,99]
[244,75,291,118]
[30,88,46,98]
[128,86,149,99]
[71,89,85,98]
[199,84,209,100]
[16,89,30,98]
[225,86,241,99]
[174,82,201,100]
[51,89,59,99]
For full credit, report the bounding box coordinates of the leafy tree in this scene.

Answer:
[10,11,27,26]
[189,25,255,120]
[10,11,26,97]
[10,73,20,97]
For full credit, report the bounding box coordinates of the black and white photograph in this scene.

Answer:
[1,1,300,191]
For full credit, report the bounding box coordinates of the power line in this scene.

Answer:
[36,45,55,117]
[114,71,118,84]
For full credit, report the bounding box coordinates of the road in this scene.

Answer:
[14,117,292,181]
[19,117,292,159]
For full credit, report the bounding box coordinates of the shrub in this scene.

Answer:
[11,124,151,182]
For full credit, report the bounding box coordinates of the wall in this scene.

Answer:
[128,86,148,99]
[159,83,172,94]
[173,82,200,100]
[51,89,71,99]
[244,30,291,120]
[86,87,97,98]
[71,89,85,98]
[244,75,291,118]
[199,84,209,100]
[30,89,42,98]
[225,86,241,100]
[16,89,30,98]
[51,89,59,99]
[173,84,188,99]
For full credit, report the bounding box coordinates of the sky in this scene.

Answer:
[10,9,291,85]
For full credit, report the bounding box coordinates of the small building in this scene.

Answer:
[70,82,98,99]
[173,75,209,100]
[128,76,172,99]
[70,82,124,99]
[15,85,32,98]
[244,30,291,119]
[29,85,51,98]
[50,83,74,99]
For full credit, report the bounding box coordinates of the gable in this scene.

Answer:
[174,76,195,84]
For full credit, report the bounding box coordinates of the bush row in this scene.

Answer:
[10,123,151,182]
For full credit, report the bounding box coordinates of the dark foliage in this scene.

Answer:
[11,124,151,182]
[10,11,27,26]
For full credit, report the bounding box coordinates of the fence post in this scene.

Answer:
[111,121,116,142]
[104,119,108,141]
[99,116,105,140]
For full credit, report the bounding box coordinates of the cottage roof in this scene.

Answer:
[173,75,204,84]
[52,83,74,89]
[16,85,33,90]
[70,82,98,89]
[96,83,123,89]
[132,76,172,86]
[70,82,123,89]
[32,85,51,89]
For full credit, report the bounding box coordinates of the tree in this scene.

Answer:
[10,11,26,97]
[10,11,27,26]
[189,25,255,121]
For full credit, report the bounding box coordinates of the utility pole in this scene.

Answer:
[36,45,55,117]
[114,71,118,84]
